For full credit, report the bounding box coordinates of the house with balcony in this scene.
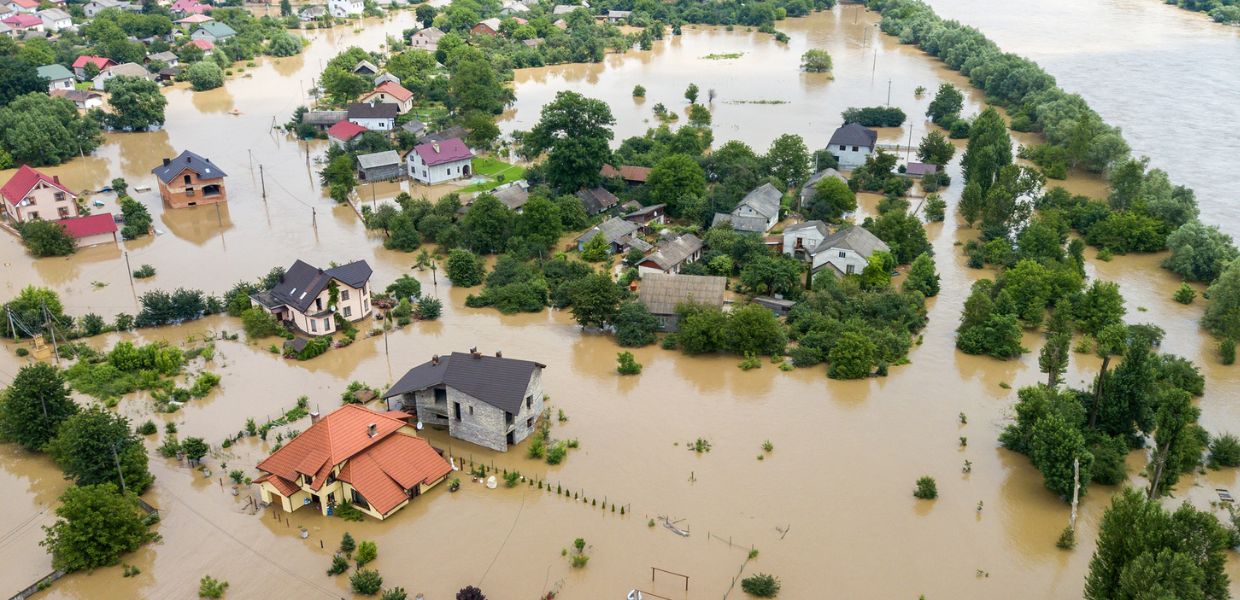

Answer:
[151,150,227,208]
[384,350,546,452]
[255,404,452,521]
[1,165,77,223]
[249,259,373,336]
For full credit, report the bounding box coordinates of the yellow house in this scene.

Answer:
[255,404,452,520]
[249,259,374,336]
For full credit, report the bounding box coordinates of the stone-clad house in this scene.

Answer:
[383,350,546,452]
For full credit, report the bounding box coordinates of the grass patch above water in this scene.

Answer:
[459,156,527,194]
[725,99,790,105]
[702,52,744,60]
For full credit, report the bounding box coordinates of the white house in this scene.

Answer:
[36,64,75,92]
[5,0,38,14]
[346,101,398,131]
[92,62,153,91]
[407,138,474,185]
[711,183,781,233]
[637,233,703,275]
[808,225,890,277]
[328,0,362,18]
[409,27,444,51]
[781,220,829,258]
[37,7,71,31]
[83,0,130,18]
[827,123,877,170]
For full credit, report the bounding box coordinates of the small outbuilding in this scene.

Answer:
[636,273,727,332]
[356,150,403,182]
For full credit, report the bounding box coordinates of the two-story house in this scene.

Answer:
[328,0,362,18]
[151,150,227,208]
[781,220,829,258]
[358,81,414,114]
[384,350,547,452]
[37,8,71,31]
[249,259,374,336]
[190,21,236,44]
[407,138,473,184]
[408,27,443,51]
[71,55,115,79]
[92,62,153,91]
[1,165,77,223]
[711,183,782,233]
[346,101,398,132]
[828,122,878,170]
[808,225,890,277]
[255,404,452,521]
[5,0,38,13]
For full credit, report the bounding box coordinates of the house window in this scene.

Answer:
[310,319,317,332]
[58,207,71,218]
[526,395,532,410]
[363,299,370,311]
[183,174,192,185]
[838,251,846,258]
[846,264,856,275]
[323,318,331,330]
[852,146,859,152]
[350,489,369,510]
[54,192,65,202]
[341,290,350,301]
[343,306,352,318]
[28,211,39,220]
[453,402,461,420]
[468,405,474,415]
[527,417,534,428]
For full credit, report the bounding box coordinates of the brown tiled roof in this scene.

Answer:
[637,273,726,315]
[336,434,450,515]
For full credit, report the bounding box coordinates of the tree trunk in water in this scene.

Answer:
[1069,457,1080,531]
[1088,355,1112,429]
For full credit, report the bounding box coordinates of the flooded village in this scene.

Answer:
[1,1,1240,599]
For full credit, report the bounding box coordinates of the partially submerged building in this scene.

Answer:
[384,350,547,452]
[151,150,227,208]
[636,273,727,332]
[250,259,374,336]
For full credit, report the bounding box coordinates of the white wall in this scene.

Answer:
[832,143,872,170]
[812,247,868,276]
[782,228,825,256]
[408,156,471,185]
[349,116,393,131]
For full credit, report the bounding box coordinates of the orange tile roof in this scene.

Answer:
[366,81,413,103]
[256,404,405,484]
[337,434,451,515]
[255,405,450,515]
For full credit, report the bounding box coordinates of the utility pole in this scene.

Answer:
[906,125,914,162]
[259,164,268,199]
[312,207,318,230]
[248,148,253,171]
[41,302,59,365]
[112,441,127,495]
[1068,457,1080,533]
[887,78,892,106]
[123,251,135,289]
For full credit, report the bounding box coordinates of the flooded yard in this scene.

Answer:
[1,6,1238,600]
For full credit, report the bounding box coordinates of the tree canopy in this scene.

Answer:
[0,363,78,451]
[522,91,615,192]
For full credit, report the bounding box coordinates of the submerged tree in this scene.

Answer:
[522,91,615,193]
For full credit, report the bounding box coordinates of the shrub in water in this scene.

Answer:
[913,476,938,499]
[740,573,781,598]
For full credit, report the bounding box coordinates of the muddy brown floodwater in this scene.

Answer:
[1,6,1238,600]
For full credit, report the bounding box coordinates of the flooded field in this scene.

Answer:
[1,6,1238,600]
[921,0,1240,238]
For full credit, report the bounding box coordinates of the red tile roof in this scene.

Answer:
[2,165,75,206]
[10,0,38,8]
[412,137,472,167]
[366,81,413,103]
[255,405,450,516]
[327,120,368,142]
[190,38,214,51]
[72,55,114,70]
[602,164,651,183]
[3,14,41,27]
[56,213,116,238]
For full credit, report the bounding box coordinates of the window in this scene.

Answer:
[28,211,39,220]
[526,395,532,410]
[310,319,317,332]
[323,318,331,330]
[838,251,846,258]
[852,146,859,152]
[350,489,369,510]
[183,174,192,185]
[527,417,534,428]
[340,290,350,301]
[343,306,352,318]
[846,264,856,275]
[54,192,65,202]
[468,405,474,415]
[363,299,370,311]
[453,402,461,420]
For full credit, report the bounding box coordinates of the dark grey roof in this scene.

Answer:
[347,102,399,120]
[624,203,665,219]
[711,213,768,234]
[383,352,546,414]
[576,187,619,214]
[420,125,467,143]
[577,216,639,246]
[151,150,226,184]
[640,233,702,272]
[266,259,373,313]
[828,123,878,149]
[401,119,426,134]
[811,225,890,258]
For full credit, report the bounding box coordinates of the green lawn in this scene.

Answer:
[460,156,526,193]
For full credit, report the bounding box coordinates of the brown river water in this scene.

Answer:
[1,6,1238,600]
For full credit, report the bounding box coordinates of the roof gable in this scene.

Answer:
[828,123,878,149]
[813,225,890,258]
[151,149,226,183]
[412,137,472,166]
[326,120,367,141]
[256,405,413,486]
[2,165,75,205]
[735,183,781,220]
[268,259,372,312]
[384,352,544,415]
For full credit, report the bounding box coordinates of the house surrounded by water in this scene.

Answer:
[250,259,373,336]
[407,138,473,184]
[151,150,227,208]
[255,404,452,520]
[384,350,546,452]
[828,123,878,169]
[1,165,77,223]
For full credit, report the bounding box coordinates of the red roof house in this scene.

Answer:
[71,55,116,79]
[190,38,215,52]
[359,81,414,113]
[254,404,452,520]
[326,120,368,146]
[2,13,41,29]
[56,213,118,247]
[1,165,77,223]
[408,138,474,184]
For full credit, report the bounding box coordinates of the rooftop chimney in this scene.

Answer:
[52,175,60,184]
[431,354,439,366]
[367,423,377,438]
[495,350,502,358]
[470,347,481,359]
[432,141,440,154]
[162,157,170,166]
[310,410,321,425]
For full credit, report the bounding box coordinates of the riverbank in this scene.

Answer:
[0,6,1237,600]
